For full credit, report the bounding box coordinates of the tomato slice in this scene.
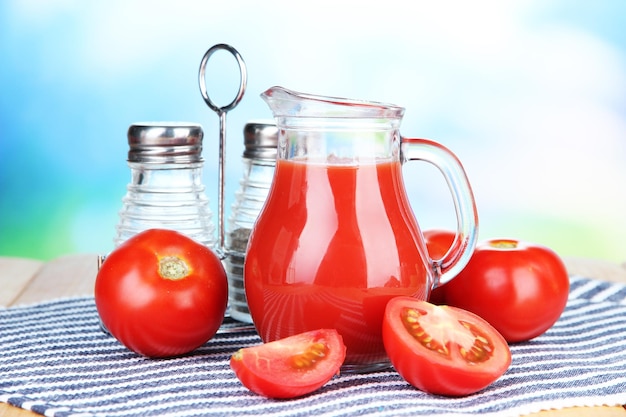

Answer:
[230,329,346,398]
[383,297,511,396]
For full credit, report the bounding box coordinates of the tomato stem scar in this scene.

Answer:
[489,240,518,249]
[159,256,190,280]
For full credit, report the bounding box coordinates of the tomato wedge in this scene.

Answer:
[230,329,346,399]
[383,297,511,396]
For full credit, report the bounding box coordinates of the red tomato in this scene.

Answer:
[443,239,570,342]
[95,229,228,358]
[423,229,456,304]
[230,329,346,398]
[383,297,511,396]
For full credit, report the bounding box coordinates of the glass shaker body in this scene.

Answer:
[225,121,277,323]
[115,122,216,248]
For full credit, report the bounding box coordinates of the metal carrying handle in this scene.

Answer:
[199,44,247,113]
[198,44,247,255]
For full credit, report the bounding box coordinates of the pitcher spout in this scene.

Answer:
[261,86,405,120]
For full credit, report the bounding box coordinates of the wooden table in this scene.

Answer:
[1,254,626,417]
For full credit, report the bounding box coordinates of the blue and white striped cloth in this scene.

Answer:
[1,276,626,417]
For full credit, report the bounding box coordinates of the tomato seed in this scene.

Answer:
[401,308,449,356]
[289,342,329,370]
[458,320,494,364]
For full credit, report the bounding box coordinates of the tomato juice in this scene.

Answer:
[244,158,432,369]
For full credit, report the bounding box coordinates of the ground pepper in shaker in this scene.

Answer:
[114,122,217,248]
[225,121,277,323]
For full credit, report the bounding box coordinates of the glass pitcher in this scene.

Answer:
[244,86,479,372]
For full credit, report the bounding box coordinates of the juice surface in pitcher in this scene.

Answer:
[245,157,432,369]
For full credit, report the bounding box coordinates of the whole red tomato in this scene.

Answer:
[383,297,511,396]
[231,329,346,398]
[95,229,228,357]
[443,238,570,343]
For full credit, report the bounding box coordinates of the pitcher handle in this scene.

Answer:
[400,138,479,287]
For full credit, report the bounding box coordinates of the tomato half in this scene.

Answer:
[230,329,346,398]
[95,229,228,358]
[443,238,570,342]
[383,297,511,396]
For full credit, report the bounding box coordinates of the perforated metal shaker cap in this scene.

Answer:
[243,120,278,160]
[127,122,204,163]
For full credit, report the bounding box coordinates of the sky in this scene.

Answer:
[1,0,625,262]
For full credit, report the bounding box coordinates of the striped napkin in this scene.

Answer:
[1,276,626,417]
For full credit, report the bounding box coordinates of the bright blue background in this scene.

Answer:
[1,0,625,262]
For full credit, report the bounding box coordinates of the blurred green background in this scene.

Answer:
[1,0,624,262]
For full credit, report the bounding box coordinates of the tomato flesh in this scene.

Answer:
[230,329,346,398]
[383,297,511,396]
[401,307,494,364]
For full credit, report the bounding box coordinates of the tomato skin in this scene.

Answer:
[230,329,346,399]
[95,229,228,358]
[443,239,569,343]
[383,297,511,396]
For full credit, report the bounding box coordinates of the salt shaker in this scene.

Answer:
[114,122,217,248]
[225,121,278,323]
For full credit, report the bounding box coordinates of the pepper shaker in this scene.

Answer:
[114,122,217,248]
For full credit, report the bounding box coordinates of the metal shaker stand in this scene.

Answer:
[198,43,248,256]
[97,44,251,335]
